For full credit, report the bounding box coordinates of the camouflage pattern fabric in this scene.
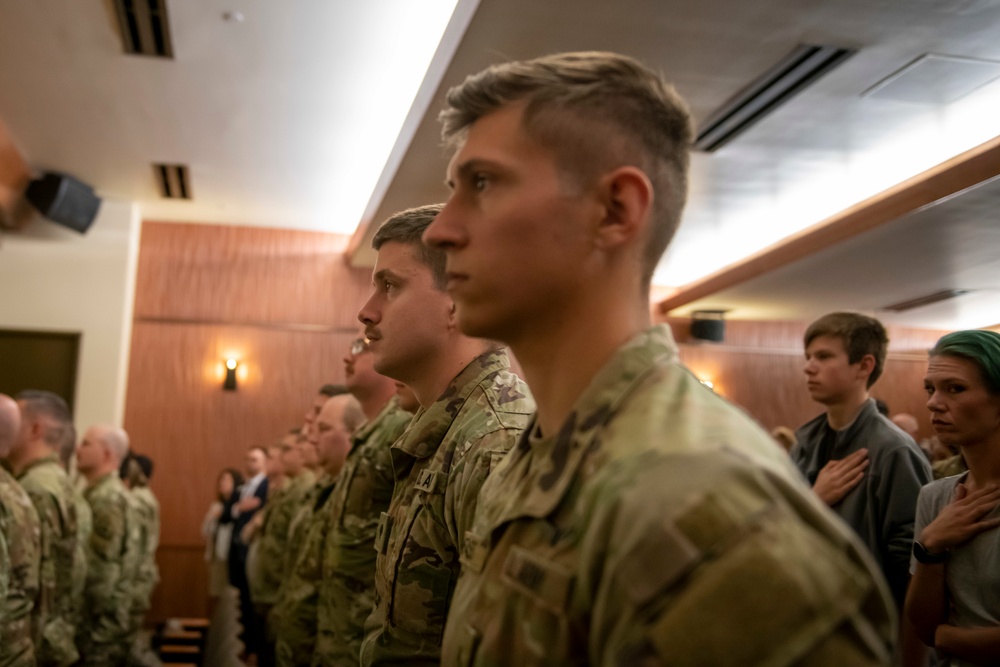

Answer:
[313,399,412,666]
[360,349,534,667]
[270,469,319,630]
[254,471,312,608]
[70,485,92,633]
[273,478,337,667]
[76,472,142,666]
[17,455,79,666]
[281,469,320,577]
[128,486,160,627]
[440,325,897,666]
[0,465,41,667]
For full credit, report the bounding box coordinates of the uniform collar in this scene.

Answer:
[352,396,404,449]
[393,348,512,460]
[15,453,60,480]
[495,325,677,523]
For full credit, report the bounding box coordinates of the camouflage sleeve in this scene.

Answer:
[583,455,894,666]
[0,518,8,638]
[85,496,126,615]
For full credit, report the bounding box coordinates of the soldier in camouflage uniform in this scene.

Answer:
[357,206,535,666]
[0,393,42,667]
[273,394,365,667]
[75,424,142,666]
[421,51,898,665]
[4,391,79,666]
[121,455,160,667]
[56,422,91,639]
[312,335,413,666]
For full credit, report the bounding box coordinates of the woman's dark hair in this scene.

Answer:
[217,467,244,502]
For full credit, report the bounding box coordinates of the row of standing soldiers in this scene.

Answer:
[0,391,160,667]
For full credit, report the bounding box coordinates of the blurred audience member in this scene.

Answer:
[203,468,243,608]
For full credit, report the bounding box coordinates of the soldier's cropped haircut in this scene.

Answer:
[97,425,130,463]
[440,51,694,287]
[17,389,72,449]
[340,395,366,434]
[372,204,448,289]
[805,312,889,388]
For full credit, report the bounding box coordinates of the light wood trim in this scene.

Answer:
[658,133,1000,314]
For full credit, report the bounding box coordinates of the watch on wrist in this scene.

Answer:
[913,540,949,564]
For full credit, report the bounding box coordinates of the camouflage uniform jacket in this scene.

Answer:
[0,465,41,667]
[440,326,897,666]
[360,349,535,667]
[255,472,311,607]
[313,398,412,666]
[77,471,142,665]
[17,456,79,666]
[70,485,91,631]
[274,476,338,667]
[128,485,160,617]
[282,469,320,575]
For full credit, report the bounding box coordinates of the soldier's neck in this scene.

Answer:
[5,439,49,476]
[508,296,650,438]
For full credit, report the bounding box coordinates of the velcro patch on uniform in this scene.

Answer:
[461,531,490,573]
[374,512,393,554]
[673,493,742,553]
[500,546,573,613]
[645,512,872,666]
[414,468,447,495]
[619,521,701,608]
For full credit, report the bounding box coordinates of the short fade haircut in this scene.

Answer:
[96,425,130,464]
[372,204,447,289]
[319,384,348,398]
[930,329,1000,395]
[440,51,694,288]
[340,395,366,434]
[804,312,889,388]
[17,390,72,449]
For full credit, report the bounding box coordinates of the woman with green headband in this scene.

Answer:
[904,329,1000,665]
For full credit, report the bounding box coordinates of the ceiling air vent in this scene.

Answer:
[113,0,173,58]
[695,44,856,152]
[880,289,970,313]
[155,164,191,199]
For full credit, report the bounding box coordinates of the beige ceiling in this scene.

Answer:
[2,0,999,329]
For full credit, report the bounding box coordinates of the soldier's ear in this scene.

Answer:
[594,166,651,251]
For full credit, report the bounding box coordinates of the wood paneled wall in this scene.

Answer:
[664,318,948,437]
[124,222,373,622]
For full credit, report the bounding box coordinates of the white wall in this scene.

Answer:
[0,199,140,430]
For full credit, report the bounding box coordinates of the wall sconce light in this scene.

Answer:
[223,358,239,391]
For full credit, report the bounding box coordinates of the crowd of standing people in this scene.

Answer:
[0,391,161,666]
[4,49,998,667]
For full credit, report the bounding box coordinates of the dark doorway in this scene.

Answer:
[0,329,80,414]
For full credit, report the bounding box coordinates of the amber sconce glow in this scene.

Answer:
[224,358,239,391]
